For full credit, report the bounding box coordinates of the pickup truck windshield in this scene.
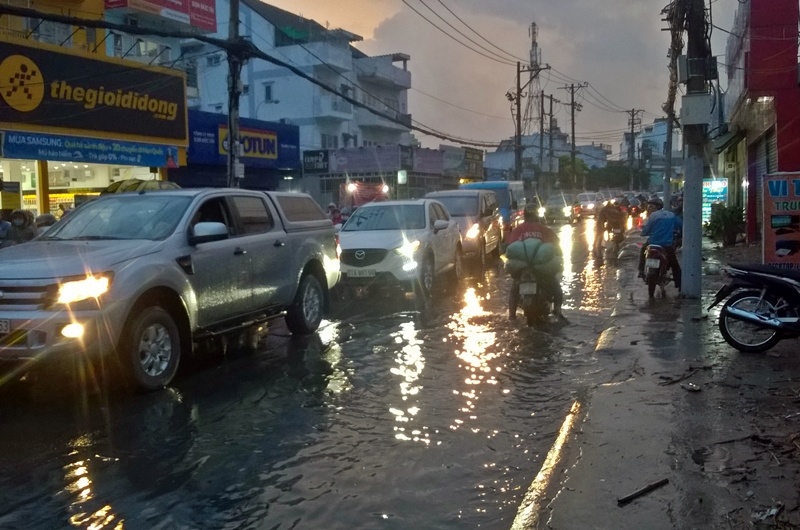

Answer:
[45,195,192,241]
[343,204,425,231]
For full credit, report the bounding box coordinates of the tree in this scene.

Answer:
[588,163,650,190]
[557,155,589,190]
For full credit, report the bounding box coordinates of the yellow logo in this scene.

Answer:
[0,54,44,112]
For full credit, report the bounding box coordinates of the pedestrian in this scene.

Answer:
[35,213,57,237]
[330,208,344,226]
[4,209,37,246]
[326,202,337,220]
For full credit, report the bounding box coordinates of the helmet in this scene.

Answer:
[647,198,664,210]
[523,203,540,221]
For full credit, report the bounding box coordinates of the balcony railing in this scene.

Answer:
[355,60,411,89]
[313,94,353,120]
[355,106,411,130]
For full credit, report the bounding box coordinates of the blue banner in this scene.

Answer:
[187,110,300,170]
[0,130,177,167]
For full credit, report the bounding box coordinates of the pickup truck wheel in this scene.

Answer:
[286,274,324,335]
[121,306,180,392]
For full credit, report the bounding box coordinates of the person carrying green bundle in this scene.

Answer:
[505,203,566,321]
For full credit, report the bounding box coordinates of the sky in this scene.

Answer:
[264,0,740,157]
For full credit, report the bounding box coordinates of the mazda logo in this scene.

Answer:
[355,250,366,260]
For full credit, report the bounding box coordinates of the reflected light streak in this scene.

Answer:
[557,224,575,285]
[64,437,124,529]
[510,400,583,530]
[317,321,352,394]
[445,288,499,434]
[390,321,431,445]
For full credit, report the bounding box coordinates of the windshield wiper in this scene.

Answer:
[70,236,128,240]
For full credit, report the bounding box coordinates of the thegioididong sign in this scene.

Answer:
[0,37,187,145]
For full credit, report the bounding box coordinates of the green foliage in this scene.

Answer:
[705,204,745,246]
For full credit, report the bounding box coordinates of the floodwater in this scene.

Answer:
[0,220,629,530]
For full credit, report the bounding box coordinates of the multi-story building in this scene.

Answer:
[620,118,683,191]
[176,0,413,199]
[715,0,800,242]
[0,0,213,214]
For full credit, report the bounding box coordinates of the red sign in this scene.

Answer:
[105,0,216,32]
[189,0,217,32]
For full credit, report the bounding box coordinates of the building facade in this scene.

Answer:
[0,0,216,215]
[717,0,800,241]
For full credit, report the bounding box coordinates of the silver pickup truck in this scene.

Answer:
[0,188,340,391]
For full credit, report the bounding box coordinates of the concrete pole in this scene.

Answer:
[515,61,522,182]
[680,0,709,298]
[226,0,242,188]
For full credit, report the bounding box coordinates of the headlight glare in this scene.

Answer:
[562,206,572,215]
[396,239,420,258]
[538,207,546,217]
[465,223,480,239]
[57,275,111,304]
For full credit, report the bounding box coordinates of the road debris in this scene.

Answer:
[681,382,702,392]
[617,478,670,506]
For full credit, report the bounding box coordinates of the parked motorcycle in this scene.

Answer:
[643,244,672,298]
[517,269,552,325]
[708,264,800,353]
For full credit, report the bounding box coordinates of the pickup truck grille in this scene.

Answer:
[0,281,59,311]
[341,249,388,267]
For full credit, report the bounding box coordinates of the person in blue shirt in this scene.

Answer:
[638,197,683,291]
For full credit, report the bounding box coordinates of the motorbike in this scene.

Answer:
[517,269,553,326]
[707,264,800,353]
[643,244,672,298]
[607,226,625,259]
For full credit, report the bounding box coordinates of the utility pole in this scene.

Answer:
[226,0,243,187]
[513,61,550,183]
[626,109,643,190]
[548,94,557,188]
[559,83,586,189]
[538,90,545,195]
[681,0,712,298]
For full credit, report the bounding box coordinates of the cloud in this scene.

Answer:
[263,0,739,154]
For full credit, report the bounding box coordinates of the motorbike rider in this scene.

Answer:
[3,209,36,246]
[594,199,626,258]
[506,203,565,321]
[638,197,683,291]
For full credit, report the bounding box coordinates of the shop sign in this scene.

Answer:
[702,178,728,224]
[104,0,217,32]
[186,110,299,170]
[219,125,277,160]
[763,172,800,268]
[0,131,179,167]
[0,38,187,145]
[302,150,329,174]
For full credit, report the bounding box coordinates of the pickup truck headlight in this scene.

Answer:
[464,223,480,239]
[562,206,572,216]
[587,203,595,210]
[395,239,420,258]
[57,274,112,305]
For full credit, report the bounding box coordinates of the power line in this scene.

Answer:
[399,0,516,66]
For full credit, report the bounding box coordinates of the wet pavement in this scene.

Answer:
[0,220,623,530]
[1,222,797,530]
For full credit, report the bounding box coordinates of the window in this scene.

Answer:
[231,196,273,234]
[207,54,222,66]
[321,133,338,149]
[190,198,232,235]
[264,83,274,102]
[242,84,250,95]
[275,195,327,222]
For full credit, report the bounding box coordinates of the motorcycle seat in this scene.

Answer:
[728,262,800,282]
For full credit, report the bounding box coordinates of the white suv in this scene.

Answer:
[337,199,463,296]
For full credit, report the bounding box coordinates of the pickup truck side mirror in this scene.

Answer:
[189,221,229,245]
[433,219,449,233]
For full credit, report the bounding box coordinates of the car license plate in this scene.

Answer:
[519,282,537,295]
[347,269,376,278]
[612,228,622,234]
[0,320,9,334]
[645,258,660,269]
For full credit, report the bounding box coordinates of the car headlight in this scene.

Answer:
[562,206,572,216]
[465,223,480,239]
[538,207,546,217]
[395,239,420,258]
[57,274,112,305]
[587,203,595,209]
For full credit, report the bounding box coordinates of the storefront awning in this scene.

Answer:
[712,128,745,153]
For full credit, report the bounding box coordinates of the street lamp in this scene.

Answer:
[255,99,280,119]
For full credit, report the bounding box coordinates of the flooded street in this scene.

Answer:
[0,221,628,530]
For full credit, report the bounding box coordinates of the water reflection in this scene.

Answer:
[390,321,430,444]
[446,288,500,436]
